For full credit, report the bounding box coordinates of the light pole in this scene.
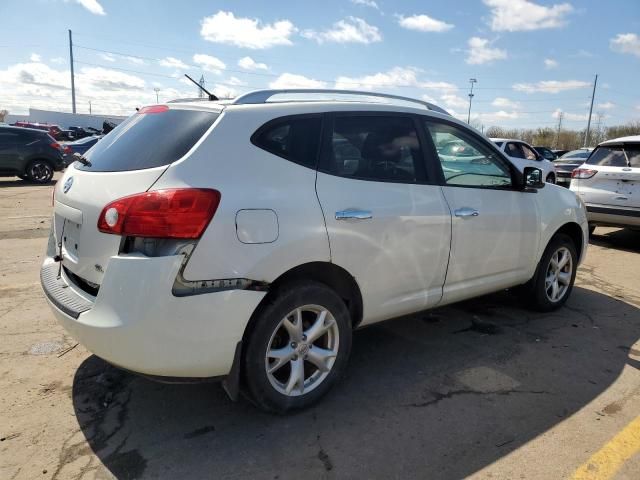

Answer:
[154,87,160,103]
[467,78,477,124]
[89,100,92,115]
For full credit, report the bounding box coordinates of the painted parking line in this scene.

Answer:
[571,415,640,479]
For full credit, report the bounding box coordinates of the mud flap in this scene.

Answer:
[222,341,243,401]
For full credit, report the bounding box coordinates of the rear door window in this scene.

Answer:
[322,114,426,184]
[627,145,640,167]
[506,142,525,159]
[76,108,218,172]
[252,115,322,169]
[586,146,627,167]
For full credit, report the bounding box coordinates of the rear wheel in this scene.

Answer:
[26,160,54,184]
[243,281,352,413]
[519,234,577,311]
[546,174,556,184]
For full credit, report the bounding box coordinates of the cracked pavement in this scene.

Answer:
[1,175,639,479]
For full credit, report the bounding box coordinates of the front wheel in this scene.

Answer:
[26,160,54,184]
[243,281,352,413]
[519,234,577,311]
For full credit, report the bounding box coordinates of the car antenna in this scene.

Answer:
[183,74,219,101]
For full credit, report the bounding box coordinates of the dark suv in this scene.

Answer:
[0,126,66,183]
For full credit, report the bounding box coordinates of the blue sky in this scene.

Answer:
[1,0,639,129]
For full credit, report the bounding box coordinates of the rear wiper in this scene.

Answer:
[73,152,92,167]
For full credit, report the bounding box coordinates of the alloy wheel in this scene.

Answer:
[28,162,53,183]
[265,304,339,397]
[544,246,573,302]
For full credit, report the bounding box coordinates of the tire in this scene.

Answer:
[25,160,54,184]
[243,281,352,413]
[546,174,556,184]
[519,233,577,312]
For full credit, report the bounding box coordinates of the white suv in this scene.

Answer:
[41,89,588,413]
[570,135,640,233]
[491,138,557,184]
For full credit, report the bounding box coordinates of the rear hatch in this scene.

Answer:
[53,105,219,286]
[581,143,640,208]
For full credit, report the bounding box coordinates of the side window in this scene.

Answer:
[425,121,512,188]
[252,116,322,169]
[0,132,20,146]
[627,146,640,168]
[506,142,525,159]
[587,146,627,167]
[326,115,423,183]
[521,144,538,160]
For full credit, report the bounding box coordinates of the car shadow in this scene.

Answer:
[0,178,57,188]
[590,227,640,254]
[68,286,640,480]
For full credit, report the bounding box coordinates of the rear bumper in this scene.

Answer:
[41,254,266,377]
[586,204,640,227]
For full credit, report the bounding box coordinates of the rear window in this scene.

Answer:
[76,109,218,172]
[586,146,627,167]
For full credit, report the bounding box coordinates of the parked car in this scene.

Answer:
[12,121,64,140]
[570,136,639,234]
[0,126,66,183]
[553,149,569,158]
[534,146,558,160]
[554,149,593,187]
[490,138,557,183]
[41,91,588,413]
[61,135,102,157]
[69,126,92,139]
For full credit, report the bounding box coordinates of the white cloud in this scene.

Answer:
[193,54,226,74]
[30,53,41,62]
[483,0,573,32]
[440,94,469,110]
[125,56,146,65]
[513,79,590,93]
[200,11,296,49]
[492,97,520,109]
[552,109,587,121]
[596,102,615,110]
[610,33,640,58]
[334,66,419,90]
[212,84,238,99]
[396,14,454,33]
[479,110,521,123]
[420,81,458,93]
[302,17,381,44]
[100,53,116,62]
[74,0,105,15]
[269,73,327,89]
[226,76,247,86]
[50,57,65,65]
[421,94,438,104]
[238,56,268,71]
[350,0,379,9]
[544,58,558,69]
[159,57,188,70]
[466,37,507,65]
[78,67,145,91]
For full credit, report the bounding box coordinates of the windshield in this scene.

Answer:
[76,108,218,172]
[561,150,590,159]
[71,136,99,145]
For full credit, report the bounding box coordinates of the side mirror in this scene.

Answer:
[523,166,545,189]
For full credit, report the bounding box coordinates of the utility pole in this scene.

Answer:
[89,101,92,115]
[198,75,206,99]
[555,111,563,148]
[154,87,160,103]
[68,29,76,114]
[467,78,477,124]
[584,74,598,147]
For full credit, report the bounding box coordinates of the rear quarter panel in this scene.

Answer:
[151,107,331,283]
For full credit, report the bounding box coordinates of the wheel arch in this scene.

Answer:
[245,262,363,340]
[552,222,584,261]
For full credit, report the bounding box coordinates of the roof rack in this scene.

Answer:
[231,89,450,115]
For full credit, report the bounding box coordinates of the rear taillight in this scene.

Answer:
[97,189,221,239]
[138,105,168,114]
[63,145,72,154]
[571,168,597,179]
[50,142,62,151]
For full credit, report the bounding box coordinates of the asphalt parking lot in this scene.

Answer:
[1,175,639,480]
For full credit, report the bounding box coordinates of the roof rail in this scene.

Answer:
[231,89,450,115]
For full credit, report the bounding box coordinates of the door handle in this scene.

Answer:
[454,207,479,218]
[335,209,373,220]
